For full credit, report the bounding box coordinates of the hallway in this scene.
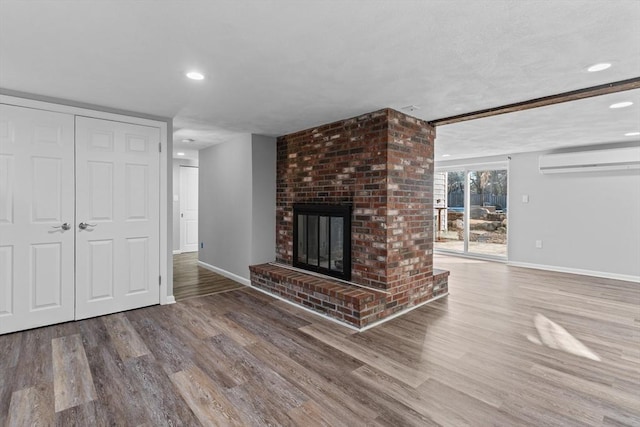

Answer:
[173,253,243,300]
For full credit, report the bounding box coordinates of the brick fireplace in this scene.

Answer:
[249,108,449,328]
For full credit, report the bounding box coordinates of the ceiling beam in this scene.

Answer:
[430,77,640,127]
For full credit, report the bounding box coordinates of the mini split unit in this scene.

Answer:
[539,146,640,174]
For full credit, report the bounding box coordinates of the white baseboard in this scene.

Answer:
[163,295,176,305]
[434,249,507,263]
[358,292,449,332]
[246,284,362,332]
[172,250,181,255]
[197,261,251,286]
[507,261,640,283]
[247,281,449,332]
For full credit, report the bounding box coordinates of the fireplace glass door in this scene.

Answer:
[293,204,351,280]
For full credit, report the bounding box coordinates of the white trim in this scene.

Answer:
[505,159,511,259]
[507,261,640,283]
[246,284,361,332]
[1,94,172,306]
[158,118,169,305]
[463,169,470,253]
[358,292,449,332]
[248,280,449,332]
[165,296,176,304]
[173,250,182,255]
[435,249,507,263]
[197,261,251,286]
[0,94,167,128]
[436,160,508,172]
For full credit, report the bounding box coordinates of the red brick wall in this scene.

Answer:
[276,108,435,291]
[384,109,435,301]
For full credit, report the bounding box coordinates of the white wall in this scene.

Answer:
[198,134,276,281]
[437,144,640,280]
[172,158,198,252]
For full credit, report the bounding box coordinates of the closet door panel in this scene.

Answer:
[75,117,160,320]
[0,104,75,334]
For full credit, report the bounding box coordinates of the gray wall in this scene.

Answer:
[437,144,640,279]
[198,134,276,281]
[507,147,640,278]
[251,134,277,263]
[172,158,199,252]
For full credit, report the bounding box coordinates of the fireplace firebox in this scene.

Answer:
[293,204,351,280]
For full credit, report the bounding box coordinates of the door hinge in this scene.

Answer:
[159,275,162,286]
[158,142,162,153]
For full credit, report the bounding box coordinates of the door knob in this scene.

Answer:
[51,222,71,231]
[79,222,97,230]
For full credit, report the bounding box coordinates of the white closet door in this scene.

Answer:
[179,166,199,253]
[75,117,160,320]
[0,104,75,334]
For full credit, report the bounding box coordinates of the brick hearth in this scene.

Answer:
[250,264,449,328]
[250,108,449,328]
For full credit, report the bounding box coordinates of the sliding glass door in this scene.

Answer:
[434,164,508,259]
[434,171,465,252]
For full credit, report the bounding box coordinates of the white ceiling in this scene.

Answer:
[436,88,640,160]
[1,0,639,158]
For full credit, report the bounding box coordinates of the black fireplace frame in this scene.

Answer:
[292,204,351,281]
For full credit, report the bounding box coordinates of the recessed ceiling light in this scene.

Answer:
[442,154,451,157]
[181,138,195,143]
[625,132,640,136]
[609,101,633,109]
[177,152,185,156]
[186,71,204,80]
[587,63,611,72]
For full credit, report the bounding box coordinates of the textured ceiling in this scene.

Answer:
[0,0,638,158]
[436,88,640,160]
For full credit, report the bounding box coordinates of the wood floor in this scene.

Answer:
[1,254,639,426]
[173,252,243,300]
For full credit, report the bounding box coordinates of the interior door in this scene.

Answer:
[179,165,199,253]
[0,104,75,334]
[75,117,160,320]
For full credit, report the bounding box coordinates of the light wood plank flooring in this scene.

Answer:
[173,252,243,300]
[1,254,639,426]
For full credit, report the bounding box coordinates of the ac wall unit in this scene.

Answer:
[539,147,640,174]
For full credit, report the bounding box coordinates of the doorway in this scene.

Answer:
[434,163,509,259]
[179,165,199,253]
[171,158,243,300]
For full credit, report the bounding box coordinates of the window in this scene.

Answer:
[434,165,508,259]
